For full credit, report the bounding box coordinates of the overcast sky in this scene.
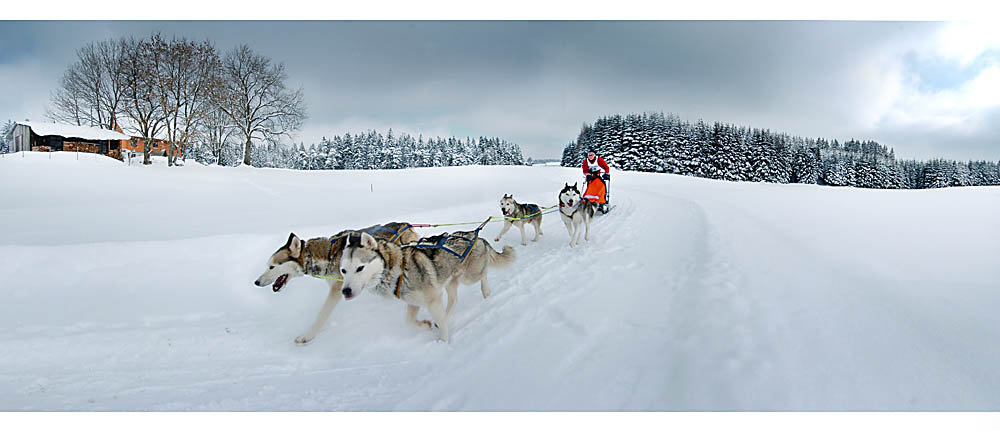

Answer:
[2,21,999,160]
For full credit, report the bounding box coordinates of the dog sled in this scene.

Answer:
[583,173,612,214]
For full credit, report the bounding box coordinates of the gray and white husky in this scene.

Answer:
[338,229,516,342]
[253,222,420,345]
[495,194,543,246]
[558,183,597,248]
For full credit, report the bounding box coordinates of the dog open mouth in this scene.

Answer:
[272,274,289,292]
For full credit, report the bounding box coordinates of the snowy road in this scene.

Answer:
[1,152,999,410]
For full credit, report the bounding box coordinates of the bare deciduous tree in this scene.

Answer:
[150,35,223,166]
[47,39,128,130]
[121,36,167,165]
[47,67,88,126]
[217,45,306,166]
[200,103,236,165]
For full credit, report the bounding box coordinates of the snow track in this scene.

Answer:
[2,152,999,410]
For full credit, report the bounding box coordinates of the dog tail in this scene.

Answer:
[485,241,516,268]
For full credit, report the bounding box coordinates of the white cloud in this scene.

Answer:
[930,21,1000,65]
[864,23,1000,142]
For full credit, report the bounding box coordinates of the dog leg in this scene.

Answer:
[532,220,542,241]
[406,304,433,330]
[585,218,591,241]
[480,274,491,299]
[563,218,575,247]
[295,281,343,345]
[445,276,459,318]
[427,298,450,342]
[494,221,512,242]
[518,223,527,246]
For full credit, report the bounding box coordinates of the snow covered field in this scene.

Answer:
[1,151,998,411]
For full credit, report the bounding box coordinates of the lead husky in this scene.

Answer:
[495,194,543,246]
[338,229,516,342]
[558,183,597,248]
[253,222,420,345]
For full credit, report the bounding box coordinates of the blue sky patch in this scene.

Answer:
[904,49,1000,92]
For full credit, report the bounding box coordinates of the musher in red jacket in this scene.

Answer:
[582,150,610,212]
[582,150,610,178]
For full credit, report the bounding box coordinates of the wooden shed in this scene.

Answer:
[6,121,131,159]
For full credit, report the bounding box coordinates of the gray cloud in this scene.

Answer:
[2,21,998,161]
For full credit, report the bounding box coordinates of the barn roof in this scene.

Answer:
[18,121,131,141]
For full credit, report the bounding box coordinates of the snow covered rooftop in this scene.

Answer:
[18,121,130,141]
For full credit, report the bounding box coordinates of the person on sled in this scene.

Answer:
[582,150,610,213]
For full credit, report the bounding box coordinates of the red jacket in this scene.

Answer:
[583,156,610,175]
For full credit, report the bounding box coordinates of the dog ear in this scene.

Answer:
[360,232,377,250]
[288,233,302,257]
[573,182,578,189]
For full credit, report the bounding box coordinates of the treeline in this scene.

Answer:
[48,35,306,166]
[191,129,525,169]
[561,112,1000,189]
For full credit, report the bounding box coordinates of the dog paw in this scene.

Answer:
[294,336,313,345]
[521,242,527,246]
[418,320,433,329]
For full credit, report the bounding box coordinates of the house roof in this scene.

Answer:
[18,121,131,141]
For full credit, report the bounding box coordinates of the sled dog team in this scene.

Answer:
[253,182,599,344]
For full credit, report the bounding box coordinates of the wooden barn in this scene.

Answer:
[6,121,131,159]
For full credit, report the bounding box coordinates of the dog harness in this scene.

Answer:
[523,204,541,219]
[401,218,490,265]
[367,223,413,243]
[393,274,404,299]
[559,199,581,218]
[502,203,543,221]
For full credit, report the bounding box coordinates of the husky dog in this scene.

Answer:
[338,229,516,342]
[253,222,420,345]
[558,183,597,248]
[494,194,543,246]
